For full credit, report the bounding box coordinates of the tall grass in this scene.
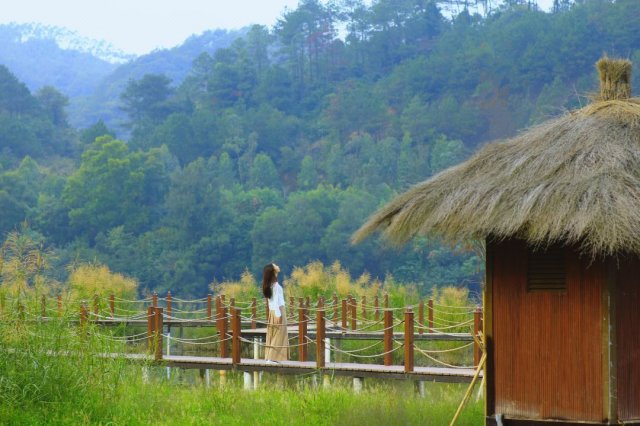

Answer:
[0,313,483,425]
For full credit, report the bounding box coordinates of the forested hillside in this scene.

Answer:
[0,0,638,297]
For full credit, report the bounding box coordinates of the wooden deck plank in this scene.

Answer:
[112,352,478,382]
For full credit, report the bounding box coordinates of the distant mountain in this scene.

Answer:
[68,28,244,132]
[4,22,135,64]
[0,23,130,97]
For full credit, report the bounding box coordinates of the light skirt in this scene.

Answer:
[265,310,289,361]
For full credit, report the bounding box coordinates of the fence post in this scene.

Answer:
[152,292,158,308]
[404,308,414,373]
[298,298,307,362]
[361,296,367,320]
[384,293,389,309]
[384,310,393,366]
[166,292,172,317]
[220,307,229,358]
[41,295,46,319]
[305,296,310,310]
[230,297,235,309]
[147,306,155,350]
[317,307,325,368]
[474,306,483,367]
[418,300,424,335]
[350,297,357,331]
[207,294,213,321]
[428,299,434,333]
[251,298,257,330]
[232,307,241,364]
[374,296,379,321]
[332,293,338,323]
[154,307,163,361]
[341,299,347,331]
[109,294,115,319]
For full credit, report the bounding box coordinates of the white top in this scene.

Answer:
[268,282,285,317]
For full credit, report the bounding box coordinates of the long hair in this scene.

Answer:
[262,264,277,299]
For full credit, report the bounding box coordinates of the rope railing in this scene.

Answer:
[413,345,475,369]
[4,294,483,376]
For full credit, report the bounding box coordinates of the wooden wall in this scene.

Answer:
[616,256,640,421]
[489,239,604,422]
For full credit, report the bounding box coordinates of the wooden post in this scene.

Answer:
[384,310,393,366]
[341,299,347,330]
[317,307,325,368]
[220,307,228,358]
[166,292,172,317]
[230,297,235,309]
[93,294,99,319]
[57,295,62,317]
[147,306,155,349]
[80,303,88,328]
[384,293,389,309]
[305,296,310,309]
[418,300,424,335]
[350,297,357,331]
[152,292,158,308]
[207,294,213,320]
[299,298,307,361]
[404,308,414,373]
[109,294,115,318]
[374,296,379,321]
[231,307,241,364]
[41,295,46,318]
[154,307,163,361]
[428,299,434,333]
[251,298,257,330]
[474,306,483,367]
[361,296,367,320]
[332,293,338,323]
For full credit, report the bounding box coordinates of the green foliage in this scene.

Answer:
[0,316,482,425]
[1,0,636,298]
[62,136,172,239]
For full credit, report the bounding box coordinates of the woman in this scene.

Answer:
[263,263,288,362]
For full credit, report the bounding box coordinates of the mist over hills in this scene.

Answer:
[0,23,243,131]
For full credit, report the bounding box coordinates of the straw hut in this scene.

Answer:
[354,58,640,425]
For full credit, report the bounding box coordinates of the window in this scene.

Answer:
[527,245,566,292]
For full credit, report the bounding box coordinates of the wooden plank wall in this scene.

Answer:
[616,256,640,421]
[491,239,604,422]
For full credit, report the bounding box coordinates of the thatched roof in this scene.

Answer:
[354,58,640,256]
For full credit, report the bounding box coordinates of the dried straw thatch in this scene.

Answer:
[354,58,640,256]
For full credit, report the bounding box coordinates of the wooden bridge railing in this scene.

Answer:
[5,292,484,374]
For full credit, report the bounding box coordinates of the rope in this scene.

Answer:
[432,302,478,310]
[164,335,230,345]
[169,297,209,303]
[239,336,308,349]
[112,297,151,303]
[413,341,474,354]
[413,346,474,369]
[327,341,403,359]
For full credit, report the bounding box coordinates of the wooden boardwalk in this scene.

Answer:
[113,353,479,383]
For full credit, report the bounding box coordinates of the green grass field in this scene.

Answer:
[0,318,483,425]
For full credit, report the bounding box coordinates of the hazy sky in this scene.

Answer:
[0,0,556,56]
